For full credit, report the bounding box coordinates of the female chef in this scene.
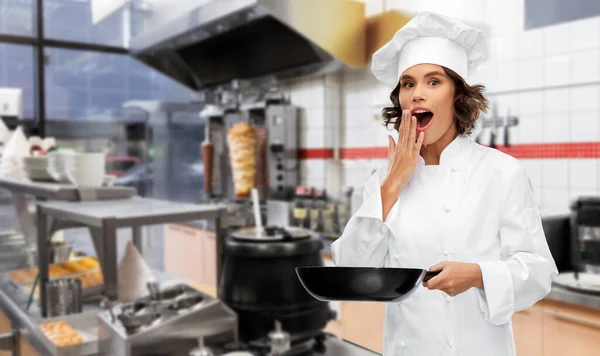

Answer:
[331,11,557,356]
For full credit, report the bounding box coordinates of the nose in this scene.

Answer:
[412,84,426,102]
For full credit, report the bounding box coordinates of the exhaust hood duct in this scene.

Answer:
[129,0,366,90]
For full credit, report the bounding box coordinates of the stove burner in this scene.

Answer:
[115,284,206,335]
[225,332,328,356]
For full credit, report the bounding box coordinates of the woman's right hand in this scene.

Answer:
[380,109,424,220]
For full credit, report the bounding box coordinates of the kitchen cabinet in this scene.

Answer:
[512,303,543,356]
[164,223,217,289]
[337,298,600,356]
[0,311,10,356]
[340,301,385,354]
[18,338,39,356]
[321,253,384,353]
[0,311,39,356]
[542,300,600,356]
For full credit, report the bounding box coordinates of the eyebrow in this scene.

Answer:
[400,70,446,81]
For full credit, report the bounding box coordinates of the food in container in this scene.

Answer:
[227,123,257,198]
[62,256,100,272]
[76,256,100,270]
[9,257,104,297]
[7,264,76,285]
[9,268,37,284]
[78,270,103,288]
[40,321,84,346]
[60,261,87,274]
[49,265,73,277]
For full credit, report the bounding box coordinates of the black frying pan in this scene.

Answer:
[295,266,441,303]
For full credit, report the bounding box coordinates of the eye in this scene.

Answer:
[429,79,440,86]
[402,82,414,88]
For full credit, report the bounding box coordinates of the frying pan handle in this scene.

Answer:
[423,270,441,282]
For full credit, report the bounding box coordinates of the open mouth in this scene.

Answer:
[414,110,434,130]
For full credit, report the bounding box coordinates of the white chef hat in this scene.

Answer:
[371,11,486,88]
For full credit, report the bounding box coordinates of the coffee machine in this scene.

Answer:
[570,197,600,275]
[553,197,600,294]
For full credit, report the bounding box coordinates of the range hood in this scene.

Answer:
[129,0,366,91]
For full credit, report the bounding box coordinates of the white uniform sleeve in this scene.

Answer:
[331,169,393,267]
[475,164,558,325]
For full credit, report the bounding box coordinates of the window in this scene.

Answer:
[0,0,205,273]
[44,46,204,201]
[525,0,600,29]
[44,0,147,47]
[45,47,198,120]
[0,43,35,118]
[0,0,35,37]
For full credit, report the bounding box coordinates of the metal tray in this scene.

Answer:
[36,311,99,356]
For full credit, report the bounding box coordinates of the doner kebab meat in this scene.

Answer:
[227,123,257,198]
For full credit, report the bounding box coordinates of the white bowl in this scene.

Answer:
[69,152,106,186]
[47,151,75,183]
[24,167,55,182]
[22,156,49,168]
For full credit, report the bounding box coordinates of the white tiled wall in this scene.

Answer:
[570,160,598,191]
[284,0,600,213]
[283,73,346,198]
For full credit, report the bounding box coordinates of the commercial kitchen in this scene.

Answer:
[1,0,600,355]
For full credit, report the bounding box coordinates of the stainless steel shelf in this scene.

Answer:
[36,198,226,316]
[0,178,136,201]
[38,198,223,228]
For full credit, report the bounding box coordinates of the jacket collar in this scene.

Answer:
[418,134,473,167]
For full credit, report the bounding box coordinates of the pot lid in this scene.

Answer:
[231,226,311,242]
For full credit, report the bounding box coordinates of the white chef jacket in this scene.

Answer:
[331,134,558,356]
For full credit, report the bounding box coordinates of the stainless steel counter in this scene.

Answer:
[0,269,196,355]
[546,283,600,310]
[320,337,379,356]
[0,272,379,356]
[5,259,597,356]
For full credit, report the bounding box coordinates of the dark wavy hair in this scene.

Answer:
[381,67,489,135]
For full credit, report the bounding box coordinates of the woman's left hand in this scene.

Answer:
[423,261,483,297]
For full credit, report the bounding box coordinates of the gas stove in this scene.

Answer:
[221,331,331,356]
[97,282,238,356]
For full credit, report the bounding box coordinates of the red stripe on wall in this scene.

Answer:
[299,148,334,159]
[340,147,388,159]
[494,142,600,159]
[299,143,600,160]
